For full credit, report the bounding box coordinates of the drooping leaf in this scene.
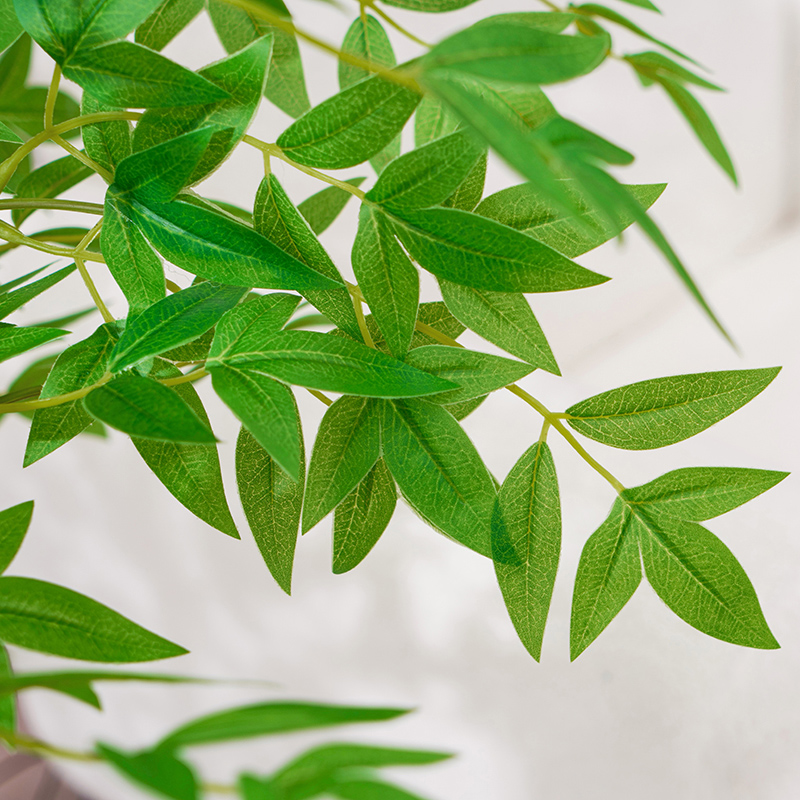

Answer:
[493,443,560,661]
[381,399,496,558]
[439,281,559,374]
[236,425,303,594]
[135,0,205,51]
[0,264,75,321]
[351,205,419,358]
[12,154,92,226]
[158,702,409,750]
[0,645,14,733]
[622,467,789,521]
[566,368,781,450]
[333,459,396,574]
[97,744,198,800]
[302,396,380,533]
[0,576,186,662]
[297,178,366,235]
[0,324,67,364]
[84,373,217,444]
[0,501,33,575]
[570,499,641,660]
[80,93,133,175]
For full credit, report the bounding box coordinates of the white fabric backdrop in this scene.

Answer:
[2,0,800,797]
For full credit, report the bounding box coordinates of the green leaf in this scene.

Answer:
[409,301,465,348]
[634,511,779,649]
[0,264,75,321]
[158,702,409,750]
[339,13,396,90]
[116,191,341,292]
[297,178,366,235]
[0,353,56,422]
[414,95,459,147]
[25,323,117,466]
[0,33,30,106]
[381,0,480,12]
[81,93,133,175]
[0,324,67,364]
[475,181,666,258]
[110,282,246,372]
[211,364,300,480]
[102,193,166,316]
[622,467,789,521]
[135,0,205,51]
[422,21,606,84]
[303,396,380,533]
[236,425,304,594]
[0,501,33,575]
[352,205,419,358]
[83,373,217,444]
[132,360,238,538]
[214,330,457,398]
[0,576,186,662]
[0,0,22,54]
[208,0,311,118]
[366,130,483,212]
[388,206,609,293]
[63,42,229,108]
[439,282,559,374]
[493,443,560,661]
[132,36,273,186]
[615,0,660,10]
[0,86,79,140]
[0,121,20,143]
[254,174,360,339]
[441,151,486,211]
[570,499,641,660]
[625,50,723,92]
[566,368,781,450]
[97,744,197,800]
[239,775,280,800]
[328,778,430,800]
[404,345,533,404]
[0,645,14,733]
[381,399,496,558]
[276,74,421,169]
[333,459,396,574]
[12,154,92,226]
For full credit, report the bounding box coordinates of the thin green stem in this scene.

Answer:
[352,291,376,348]
[0,732,101,763]
[364,0,432,48]
[54,134,114,183]
[203,783,237,795]
[0,219,106,262]
[0,198,104,215]
[44,65,61,130]
[538,419,551,443]
[307,387,333,406]
[73,219,113,323]
[0,374,112,414]
[160,367,209,387]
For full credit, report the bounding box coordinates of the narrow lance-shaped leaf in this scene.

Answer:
[0,121,20,143]
[135,0,206,51]
[97,744,198,800]
[12,154,93,226]
[297,178,366,235]
[326,778,431,800]
[0,324,67,364]
[566,368,781,450]
[0,645,14,733]
[626,51,723,92]
[0,264,76,321]
[382,0,480,10]
[237,424,303,595]
[0,501,33,575]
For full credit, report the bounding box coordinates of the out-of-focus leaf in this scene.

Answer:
[97,744,198,800]
[12,154,92,226]
[0,500,33,575]
[0,264,75,321]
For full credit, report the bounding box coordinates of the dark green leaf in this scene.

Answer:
[84,373,217,444]
[570,499,640,660]
[12,154,92,226]
[80,93,133,175]
[303,396,380,533]
[158,702,409,750]
[97,744,197,800]
[414,95,459,148]
[297,178,366,235]
[0,576,186,662]
[0,501,33,575]
[382,399,496,558]
[0,324,66,364]
[237,424,304,594]
[566,368,781,450]
[0,264,75,321]
[239,775,280,800]
[0,645,14,733]
[333,459,396,574]
[135,0,205,51]
[0,0,22,54]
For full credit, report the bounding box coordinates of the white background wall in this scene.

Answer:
[3,0,800,797]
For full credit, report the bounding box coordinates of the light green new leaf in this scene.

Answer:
[208,0,311,118]
[276,73,421,169]
[63,42,229,108]
[132,36,273,185]
[297,178,366,235]
[0,576,186,662]
[382,0,479,10]
[135,0,205,51]
[352,205,418,358]
[381,399,496,558]
[566,368,780,450]
[117,191,342,292]
[475,181,666,258]
[634,511,779,649]
[97,744,197,800]
[493,443,560,661]
[110,282,246,372]
[237,425,303,594]
[158,702,409,750]
[405,345,534,405]
[439,281,559,374]
[254,174,360,339]
[622,467,789,522]
[0,501,33,575]
[24,323,117,466]
[0,121,20,143]
[303,396,380,533]
[216,330,456,398]
[389,206,609,293]
[133,360,238,538]
[12,154,92,226]
[0,264,75,321]
[333,459,396,574]
[0,324,67,364]
[81,93,132,175]
[0,0,22,54]
[0,645,13,733]
[102,194,165,316]
[211,364,300,479]
[570,499,641,660]
[84,373,217,444]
